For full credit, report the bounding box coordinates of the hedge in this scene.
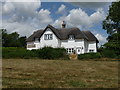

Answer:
[2,47,37,59]
[3,47,118,60]
[78,52,102,60]
[2,47,69,60]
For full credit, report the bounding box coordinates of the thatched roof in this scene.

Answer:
[27,25,98,43]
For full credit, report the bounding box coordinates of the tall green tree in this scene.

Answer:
[102,1,120,56]
[103,1,120,35]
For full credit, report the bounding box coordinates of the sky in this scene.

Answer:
[0,0,113,46]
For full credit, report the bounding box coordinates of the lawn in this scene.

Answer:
[2,59,118,88]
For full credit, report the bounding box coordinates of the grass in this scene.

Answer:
[2,59,118,88]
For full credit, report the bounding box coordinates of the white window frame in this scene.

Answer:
[67,48,74,53]
[44,34,53,40]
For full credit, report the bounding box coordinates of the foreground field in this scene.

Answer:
[2,59,118,88]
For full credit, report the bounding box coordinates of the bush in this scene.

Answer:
[78,52,101,60]
[35,47,68,60]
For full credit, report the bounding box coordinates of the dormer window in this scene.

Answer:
[69,35,74,40]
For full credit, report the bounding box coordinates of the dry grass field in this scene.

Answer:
[2,59,118,88]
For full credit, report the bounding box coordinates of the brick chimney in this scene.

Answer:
[61,21,66,28]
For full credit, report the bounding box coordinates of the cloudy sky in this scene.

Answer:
[0,0,113,46]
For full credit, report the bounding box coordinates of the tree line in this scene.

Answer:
[1,29,26,48]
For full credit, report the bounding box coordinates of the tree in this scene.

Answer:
[2,29,27,47]
[103,1,120,35]
[102,1,120,56]
[2,29,8,47]
[18,36,27,48]
[7,32,20,47]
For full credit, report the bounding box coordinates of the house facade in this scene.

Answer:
[27,23,99,54]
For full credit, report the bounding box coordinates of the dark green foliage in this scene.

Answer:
[103,33,120,56]
[1,29,27,47]
[2,47,68,60]
[102,1,120,57]
[103,1,120,35]
[18,36,27,48]
[2,47,37,59]
[78,53,101,60]
[99,48,119,58]
[35,47,67,60]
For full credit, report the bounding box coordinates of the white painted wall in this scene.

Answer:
[87,41,97,52]
[40,28,60,48]
[61,39,85,54]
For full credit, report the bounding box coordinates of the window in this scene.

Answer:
[69,35,74,40]
[67,48,74,53]
[89,49,94,52]
[27,44,36,48]
[44,34,53,40]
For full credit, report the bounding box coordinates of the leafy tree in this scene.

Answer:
[18,36,27,48]
[102,1,120,56]
[7,32,20,47]
[103,1,120,35]
[1,29,27,47]
[2,29,8,47]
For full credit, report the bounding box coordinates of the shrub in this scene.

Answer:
[35,47,68,60]
[78,52,101,60]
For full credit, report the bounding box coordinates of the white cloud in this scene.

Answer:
[90,8,106,25]
[57,4,66,14]
[2,1,15,15]
[1,0,54,37]
[53,8,106,29]
[66,8,91,28]
[95,33,107,45]
[1,20,36,37]
[38,9,53,24]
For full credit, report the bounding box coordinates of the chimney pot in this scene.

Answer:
[61,21,66,28]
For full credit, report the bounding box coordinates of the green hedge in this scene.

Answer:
[3,47,118,60]
[2,47,68,60]
[78,52,102,60]
[2,47,37,59]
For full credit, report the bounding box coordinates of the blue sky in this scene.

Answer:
[0,0,112,46]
